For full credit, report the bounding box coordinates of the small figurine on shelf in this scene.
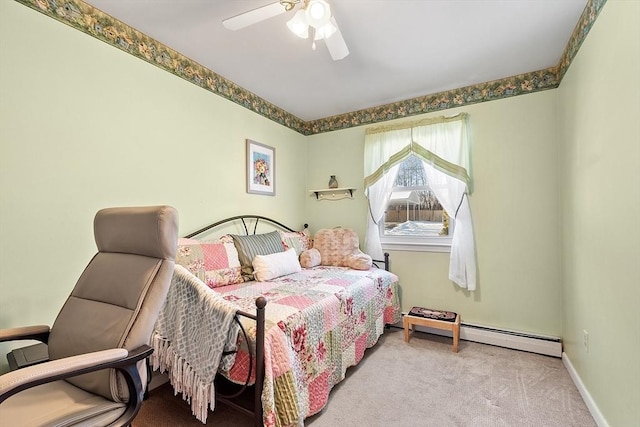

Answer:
[328,175,338,188]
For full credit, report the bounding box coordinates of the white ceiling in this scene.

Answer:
[84,0,588,121]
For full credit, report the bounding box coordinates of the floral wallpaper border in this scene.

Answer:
[14,0,606,135]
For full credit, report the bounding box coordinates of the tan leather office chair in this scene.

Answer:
[0,205,178,426]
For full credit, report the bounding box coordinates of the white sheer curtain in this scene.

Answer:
[364,164,400,260]
[411,116,471,189]
[363,128,411,260]
[363,113,477,290]
[422,163,477,289]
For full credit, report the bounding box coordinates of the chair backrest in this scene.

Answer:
[47,206,178,402]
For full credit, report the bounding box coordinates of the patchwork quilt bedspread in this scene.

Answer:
[215,266,401,427]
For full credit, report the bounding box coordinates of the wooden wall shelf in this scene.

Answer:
[310,187,356,200]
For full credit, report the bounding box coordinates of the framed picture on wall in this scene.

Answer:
[246,139,275,196]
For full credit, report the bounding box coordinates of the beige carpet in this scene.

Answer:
[134,328,596,427]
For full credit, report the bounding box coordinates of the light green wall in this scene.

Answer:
[558,1,640,425]
[2,1,638,424]
[0,1,306,371]
[306,91,563,336]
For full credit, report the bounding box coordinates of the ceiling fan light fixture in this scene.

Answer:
[225,0,347,59]
[314,21,337,40]
[306,0,331,28]
[286,9,309,38]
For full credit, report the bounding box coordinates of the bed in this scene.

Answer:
[151,215,401,427]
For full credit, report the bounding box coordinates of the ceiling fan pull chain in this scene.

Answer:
[311,27,316,50]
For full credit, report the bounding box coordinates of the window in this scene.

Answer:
[379,155,453,252]
[363,113,476,289]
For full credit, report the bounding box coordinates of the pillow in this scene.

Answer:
[279,229,312,256]
[176,237,243,288]
[177,237,200,246]
[299,248,321,268]
[231,231,285,281]
[345,252,372,270]
[313,228,362,267]
[176,238,206,279]
[312,228,373,270]
[252,248,302,281]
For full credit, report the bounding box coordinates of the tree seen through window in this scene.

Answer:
[384,155,449,237]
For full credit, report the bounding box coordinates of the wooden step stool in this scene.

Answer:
[404,307,460,353]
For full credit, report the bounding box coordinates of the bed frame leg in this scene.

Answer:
[254,296,267,427]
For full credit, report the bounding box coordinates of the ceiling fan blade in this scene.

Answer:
[325,17,349,60]
[222,2,286,31]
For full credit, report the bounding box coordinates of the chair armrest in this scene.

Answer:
[0,325,50,343]
[0,345,153,403]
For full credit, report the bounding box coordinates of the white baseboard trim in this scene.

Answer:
[459,323,562,357]
[394,317,563,357]
[562,352,609,427]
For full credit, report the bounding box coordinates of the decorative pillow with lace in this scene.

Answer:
[279,229,312,256]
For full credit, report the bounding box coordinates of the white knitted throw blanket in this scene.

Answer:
[151,265,239,423]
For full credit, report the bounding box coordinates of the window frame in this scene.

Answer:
[378,158,454,253]
[379,219,453,253]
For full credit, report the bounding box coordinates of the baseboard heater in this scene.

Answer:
[395,316,562,358]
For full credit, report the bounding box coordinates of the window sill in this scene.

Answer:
[381,240,451,253]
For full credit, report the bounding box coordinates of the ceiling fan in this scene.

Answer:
[222,0,349,61]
